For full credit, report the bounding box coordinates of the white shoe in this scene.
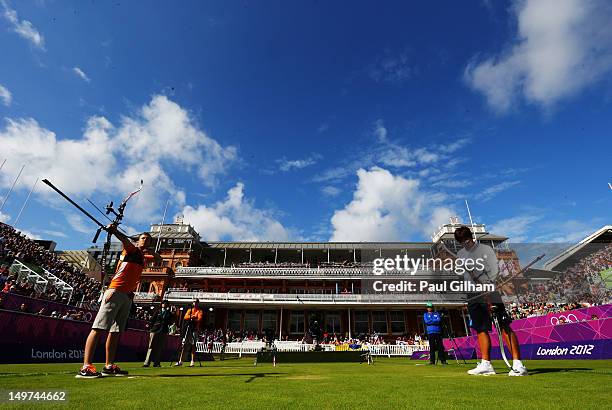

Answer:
[508,365,528,376]
[174,362,182,367]
[467,361,496,376]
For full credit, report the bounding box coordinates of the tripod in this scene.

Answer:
[172,320,202,367]
[440,314,467,365]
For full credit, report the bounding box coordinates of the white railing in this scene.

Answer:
[9,260,74,303]
[175,266,441,278]
[367,344,428,356]
[9,260,48,294]
[196,341,266,357]
[40,266,73,303]
[176,266,374,277]
[164,291,462,305]
[133,292,159,302]
[195,341,426,356]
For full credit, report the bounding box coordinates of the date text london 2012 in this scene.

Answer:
[371,280,495,293]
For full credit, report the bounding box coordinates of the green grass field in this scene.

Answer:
[1,358,610,409]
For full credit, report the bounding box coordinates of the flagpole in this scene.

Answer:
[155,197,170,253]
[14,177,38,226]
[0,164,25,213]
[465,199,478,244]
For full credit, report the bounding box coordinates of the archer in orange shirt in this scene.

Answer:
[175,299,204,367]
[77,225,151,378]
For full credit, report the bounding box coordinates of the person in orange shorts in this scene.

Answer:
[76,225,151,378]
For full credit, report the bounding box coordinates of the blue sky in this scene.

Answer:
[0,0,610,249]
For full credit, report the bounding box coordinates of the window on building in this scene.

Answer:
[372,311,387,334]
[325,312,341,334]
[244,311,259,332]
[262,310,277,333]
[354,311,369,335]
[290,311,304,334]
[228,310,241,331]
[389,311,405,334]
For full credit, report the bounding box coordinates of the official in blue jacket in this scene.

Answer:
[423,302,447,365]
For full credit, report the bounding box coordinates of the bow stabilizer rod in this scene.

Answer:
[42,179,105,229]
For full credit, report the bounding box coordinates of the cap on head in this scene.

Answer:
[426,302,433,308]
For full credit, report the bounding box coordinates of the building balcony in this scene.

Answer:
[163,290,466,306]
[142,267,173,276]
[133,292,161,302]
[174,266,442,279]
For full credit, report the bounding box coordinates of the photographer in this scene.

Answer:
[143,300,174,368]
[175,299,203,367]
[455,226,527,376]
[423,302,447,365]
[309,320,322,342]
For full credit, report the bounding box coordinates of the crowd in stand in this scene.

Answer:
[0,292,94,322]
[0,223,159,328]
[234,261,362,269]
[0,222,100,305]
[508,301,594,320]
[519,243,612,306]
[187,327,424,346]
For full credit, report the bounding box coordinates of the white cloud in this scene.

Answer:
[72,66,90,82]
[465,0,612,112]
[0,211,10,222]
[476,180,520,202]
[1,0,45,49]
[276,154,320,172]
[437,138,470,154]
[16,229,41,240]
[182,182,291,241]
[65,214,94,234]
[491,214,601,243]
[432,179,472,189]
[330,167,454,241]
[533,219,600,243]
[39,229,68,238]
[0,94,237,228]
[490,215,540,242]
[321,186,341,197]
[0,84,12,106]
[312,132,470,184]
[368,49,414,84]
[373,119,387,142]
[317,123,329,133]
[116,95,237,184]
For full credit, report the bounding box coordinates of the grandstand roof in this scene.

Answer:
[202,241,433,250]
[523,268,559,280]
[56,250,102,279]
[543,225,612,272]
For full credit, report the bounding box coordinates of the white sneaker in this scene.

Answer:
[508,365,528,376]
[467,361,496,376]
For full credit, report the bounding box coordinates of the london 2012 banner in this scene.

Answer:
[444,305,612,360]
[0,310,181,364]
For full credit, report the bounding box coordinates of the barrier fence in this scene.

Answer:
[195,341,428,357]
